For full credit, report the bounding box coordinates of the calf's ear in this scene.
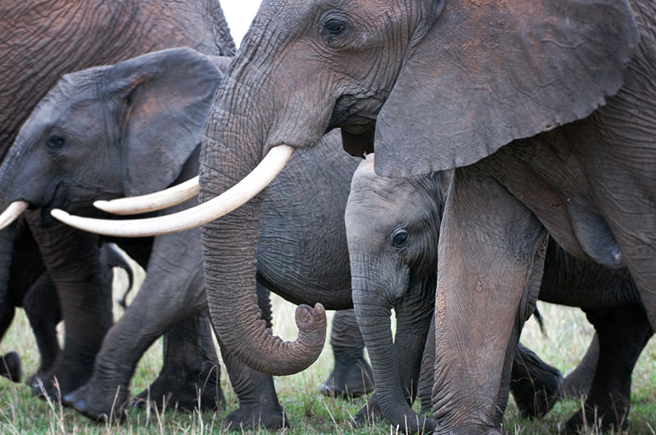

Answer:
[374,0,638,178]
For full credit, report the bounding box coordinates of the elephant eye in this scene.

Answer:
[46,135,66,150]
[324,19,346,36]
[390,229,409,249]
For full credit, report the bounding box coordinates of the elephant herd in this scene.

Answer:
[0,0,654,434]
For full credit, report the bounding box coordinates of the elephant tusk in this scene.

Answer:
[0,201,29,230]
[94,176,200,215]
[51,144,296,237]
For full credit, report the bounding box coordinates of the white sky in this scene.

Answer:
[222,1,264,48]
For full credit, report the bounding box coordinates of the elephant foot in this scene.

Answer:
[62,382,129,423]
[0,351,21,383]
[131,365,225,412]
[222,403,287,431]
[31,375,63,402]
[30,358,94,400]
[351,395,385,427]
[321,356,374,398]
[511,365,563,419]
[562,403,629,434]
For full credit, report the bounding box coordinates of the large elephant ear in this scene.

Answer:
[106,48,224,196]
[374,0,638,177]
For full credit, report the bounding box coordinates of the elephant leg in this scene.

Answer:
[560,333,599,399]
[564,305,653,433]
[63,236,207,423]
[321,309,373,398]
[132,311,224,412]
[26,212,112,399]
[416,322,564,420]
[432,168,548,434]
[509,342,563,420]
[417,318,435,416]
[0,303,20,383]
[23,272,61,383]
[217,283,286,430]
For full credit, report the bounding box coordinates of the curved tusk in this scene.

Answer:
[0,201,29,230]
[94,176,200,215]
[51,145,296,237]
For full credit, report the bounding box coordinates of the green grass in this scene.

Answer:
[0,264,654,434]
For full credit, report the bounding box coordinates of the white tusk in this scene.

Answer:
[51,145,295,237]
[0,201,29,230]
[94,176,200,215]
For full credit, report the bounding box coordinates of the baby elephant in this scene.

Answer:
[345,155,652,433]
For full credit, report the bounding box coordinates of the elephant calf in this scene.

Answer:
[345,155,652,433]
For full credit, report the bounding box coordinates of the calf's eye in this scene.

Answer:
[391,230,409,248]
[47,135,65,150]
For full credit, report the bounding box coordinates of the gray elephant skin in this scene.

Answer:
[127,0,655,434]
[346,156,653,432]
[0,0,235,400]
[0,48,374,428]
[0,237,132,385]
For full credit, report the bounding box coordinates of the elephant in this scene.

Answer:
[0,48,374,428]
[41,0,656,432]
[346,155,653,432]
[0,227,133,384]
[0,0,236,401]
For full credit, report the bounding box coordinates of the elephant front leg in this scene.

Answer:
[432,169,547,434]
[23,272,61,382]
[26,213,112,399]
[131,311,225,412]
[63,240,209,423]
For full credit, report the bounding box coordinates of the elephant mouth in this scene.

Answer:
[49,144,296,237]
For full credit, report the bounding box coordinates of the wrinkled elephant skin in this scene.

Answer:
[197,0,656,433]
[0,0,235,402]
[346,156,652,432]
[0,48,373,428]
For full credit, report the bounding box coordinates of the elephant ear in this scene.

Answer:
[374,0,638,177]
[106,48,224,197]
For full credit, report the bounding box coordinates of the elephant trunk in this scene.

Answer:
[351,259,438,433]
[198,73,327,376]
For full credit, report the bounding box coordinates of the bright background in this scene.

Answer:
[222,1,263,47]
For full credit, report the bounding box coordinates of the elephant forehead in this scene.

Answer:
[351,156,421,198]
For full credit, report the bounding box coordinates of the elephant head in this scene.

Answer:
[46,0,640,415]
[346,155,444,431]
[0,47,225,224]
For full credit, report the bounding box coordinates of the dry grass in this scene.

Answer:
[0,262,654,434]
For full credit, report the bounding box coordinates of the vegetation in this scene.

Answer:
[0,264,654,434]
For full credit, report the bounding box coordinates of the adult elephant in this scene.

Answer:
[0,48,373,428]
[46,0,656,433]
[0,0,236,399]
[346,155,653,432]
